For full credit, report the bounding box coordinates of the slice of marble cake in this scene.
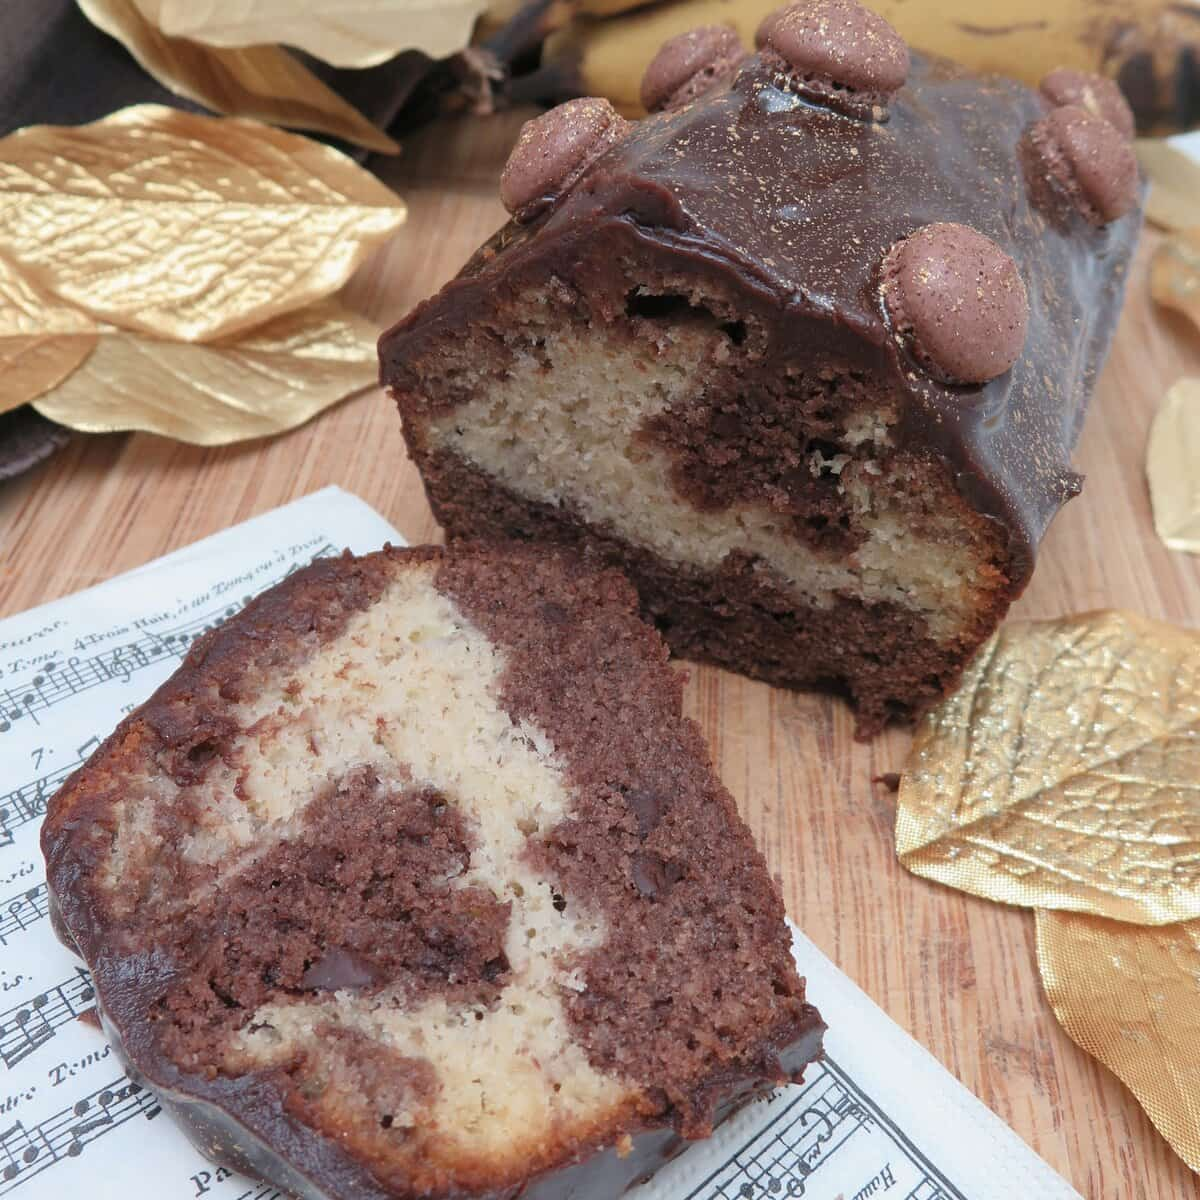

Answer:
[42,542,824,1200]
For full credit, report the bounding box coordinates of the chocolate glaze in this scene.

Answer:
[382,50,1143,591]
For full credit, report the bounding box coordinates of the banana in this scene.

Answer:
[477,0,652,44]
[576,0,660,15]
[544,0,1200,130]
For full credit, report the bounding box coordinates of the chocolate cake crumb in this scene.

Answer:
[437,547,811,1131]
[420,449,1005,736]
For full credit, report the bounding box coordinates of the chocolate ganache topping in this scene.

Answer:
[389,21,1142,591]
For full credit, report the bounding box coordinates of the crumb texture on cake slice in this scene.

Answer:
[43,544,817,1199]
[411,272,1008,646]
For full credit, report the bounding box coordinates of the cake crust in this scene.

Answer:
[43,544,823,1200]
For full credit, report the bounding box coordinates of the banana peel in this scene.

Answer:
[543,0,1200,131]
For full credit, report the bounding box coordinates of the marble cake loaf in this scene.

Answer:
[380,0,1143,735]
[42,544,824,1200]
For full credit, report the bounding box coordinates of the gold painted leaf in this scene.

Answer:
[1151,229,1200,335]
[0,104,405,343]
[143,0,489,69]
[1136,140,1200,233]
[32,296,378,445]
[78,0,399,153]
[0,257,97,416]
[896,611,1200,925]
[1036,909,1200,1173]
[1147,379,1200,555]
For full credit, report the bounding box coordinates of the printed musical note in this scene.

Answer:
[0,885,48,947]
[0,969,95,1071]
[0,761,81,851]
[0,692,36,735]
[0,1073,158,1193]
[62,1087,117,1158]
[105,647,131,685]
[0,545,341,735]
[0,1120,44,1185]
[681,1059,966,1200]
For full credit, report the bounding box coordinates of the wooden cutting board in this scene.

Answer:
[2,111,1199,1199]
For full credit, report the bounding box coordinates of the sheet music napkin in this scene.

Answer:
[0,486,1080,1200]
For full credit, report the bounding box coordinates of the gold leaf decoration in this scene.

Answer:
[1136,140,1200,233]
[77,0,399,154]
[1146,380,1200,555]
[0,104,405,344]
[896,611,1200,925]
[1151,229,1200,335]
[142,0,489,69]
[33,296,378,445]
[1036,909,1200,1173]
[0,257,97,416]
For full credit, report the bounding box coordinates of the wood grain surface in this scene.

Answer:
[2,111,1199,1200]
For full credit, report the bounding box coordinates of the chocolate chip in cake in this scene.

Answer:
[500,97,628,222]
[630,851,684,900]
[881,223,1029,386]
[763,0,909,119]
[624,787,668,837]
[302,946,379,992]
[1040,68,1135,141]
[1025,104,1140,227]
[640,25,746,114]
